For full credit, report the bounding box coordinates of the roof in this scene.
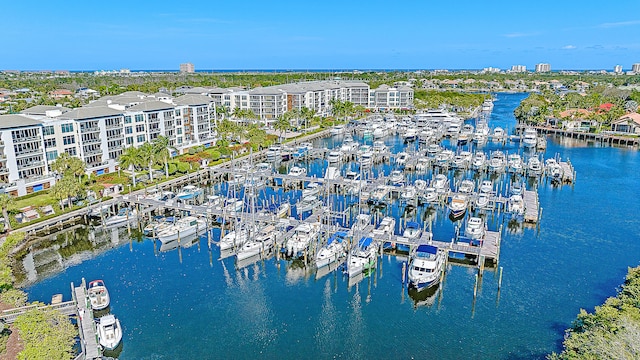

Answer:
[20,105,70,115]
[128,101,175,112]
[416,244,438,255]
[58,106,123,120]
[559,109,591,118]
[614,112,640,125]
[173,94,213,106]
[0,114,43,130]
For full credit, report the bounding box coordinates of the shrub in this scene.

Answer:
[167,162,178,175]
[177,162,190,173]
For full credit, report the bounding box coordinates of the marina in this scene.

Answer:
[19,93,640,360]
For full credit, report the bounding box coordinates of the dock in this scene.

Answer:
[523,190,539,223]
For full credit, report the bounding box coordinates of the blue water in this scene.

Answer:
[24,93,640,359]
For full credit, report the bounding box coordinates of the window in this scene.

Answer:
[61,123,74,133]
[64,147,77,156]
[125,116,132,124]
[63,135,75,145]
[46,150,58,161]
[126,137,133,145]
[137,135,146,143]
[135,124,145,132]
[44,138,56,148]
[175,109,181,116]
[135,114,144,122]
[43,126,54,136]
[177,128,182,135]
[125,126,132,134]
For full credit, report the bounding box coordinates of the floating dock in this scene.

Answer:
[523,190,540,223]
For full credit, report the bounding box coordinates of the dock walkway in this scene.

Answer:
[523,190,539,223]
[73,279,101,360]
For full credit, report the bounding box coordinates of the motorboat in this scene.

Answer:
[327,150,343,163]
[156,216,207,244]
[435,150,454,167]
[492,127,506,142]
[292,145,309,160]
[451,155,467,169]
[372,216,396,238]
[103,208,137,227]
[458,179,475,194]
[488,151,506,173]
[88,280,110,311]
[510,181,524,196]
[330,124,346,135]
[395,152,409,167]
[403,127,418,142]
[227,174,246,187]
[236,224,276,261]
[358,145,374,167]
[346,237,378,278]
[315,231,348,268]
[527,157,543,176]
[143,216,175,236]
[522,128,538,148]
[481,99,494,112]
[414,179,427,192]
[219,226,248,251]
[266,145,282,162]
[372,140,387,153]
[296,195,322,214]
[97,314,123,351]
[408,244,445,291]
[471,152,487,170]
[369,185,389,205]
[479,180,493,194]
[418,129,434,144]
[402,221,422,241]
[276,202,291,218]
[176,185,203,201]
[431,174,450,193]
[401,186,417,203]
[340,137,358,152]
[465,217,486,239]
[448,194,469,219]
[288,166,307,177]
[254,162,271,173]
[285,222,320,258]
[372,126,389,139]
[508,194,525,216]
[475,193,491,209]
[388,170,405,186]
[243,177,265,190]
[426,144,441,158]
[422,187,438,203]
[302,182,322,198]
[507,153,524,173]
[415,158,430,173]
[351,213,372,233]
[545,158,563,180]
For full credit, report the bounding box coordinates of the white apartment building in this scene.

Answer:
[370,85,414,110]
[510,65,527,73]
[535,63,551,73]
[632,63,640,74]
[614,65,623,74]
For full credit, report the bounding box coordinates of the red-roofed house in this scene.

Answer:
[49,89,73,100]
[611,113,640,134]
[599,103,614,112]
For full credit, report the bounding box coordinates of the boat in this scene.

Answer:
[176,185,203,201]
[373,216,396,238]
[527,157,543,176]
[488,151,506,173]
[315,231,348,268]
[492,127,506,142]
[296,195,322,214]
[351,213,372,233]
[243,177,265,190]
[227,174,246,187]
[340,137,358,152]
[475,193,491,209]
[545,158,563,181]
[88,204,112,219]
[285,222,320,258]
[507,153,524,173]
[275,202,291,218]
[431,174,450,193]
[422,187,438,203]
[522,128,538,148]
[471,152,487,170]
[415,158,430,173]
[302,182,322,198]
[87,280,110,311]
[372,140,387,153]
[458,180,475,194]
[346,237,378,277]
[288,166,307,177]
[510,181,524,196]
[369,185,389,205]
[408,244,446,291]
[388,170,405,186]
[414,179,427,192]
[143,216,175,236]
[426,144,441,158]
[358,145,374,167]
[395,152,409,166]
[254,162,271,173]
[236,224,276,261]
[372,126,389,139]
[266,145,282,162]
[507,194,525,216]
[103,208,137,227]
[400,186,417,203]
[402,221,422,241]
[481,99,494,112]
[330,124,346,135]
[327,150,343,163]
[448,194,468,219]
[156,216,207,244]
[403,127,418,142]
[465,217,486,239]
[435,150,454,167]
[479,180,493,194]
[97,314,123,351]
[219,226,248,251]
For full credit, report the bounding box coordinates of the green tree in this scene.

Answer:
[14,306,76,360]
[0,194,14,232]
[152,135,174,178]
[50,152,85,184]
[138,142,155,182]
[274,113,291,142]
[118,146,140,187]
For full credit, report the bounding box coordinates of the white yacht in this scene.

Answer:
[492,127,506,142]
[388,170,405,186]
[489,151,506,173]
[288,166,307,177]
[507,153,524,173]
[471,152,487,170]
[422,187,438,203]
[401,186,417,203]
[479,180,493,194]
[330,124,346,135]
[88,280,110,311]
[296,195,322,214]
[302,182,322,198]
[408,244,445,291]
[327,150,343,163]
[508,194,525,216]
[236,224,276,261]
[227,174,246,187]
[104,208,137,227]
[372,216,396,237]
[315,231,348,268]
[527,157,543,176]
[156,216,207,244]
[97,314,123,351]
[219,226,248,251]
[266,145,282,161]
[402,221,422,241]
[522,128,538,148]
[465,217,486,239]
[372,140,387,153]
[431,174,450,194]
[458,179,475,194]
[358,145,374,167]
[346,237,378,278]
[403,127,418,142]
[176,185,203,201]
[395,152,409,166]
[448,194,468,219]
[340,137,358,152]
[369,185,389,205]
[285,222,321,258]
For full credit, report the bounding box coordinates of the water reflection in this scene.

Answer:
[408,284,440,309]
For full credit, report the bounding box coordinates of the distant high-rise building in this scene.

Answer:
[510,65,527,73]
[614,65,623,74]
[632,63,640,74]
[180,63,195,73]
[535,63,551,73]
[482,67,501,73]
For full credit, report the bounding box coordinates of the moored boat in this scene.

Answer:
[408,244,446,291]
[346,237,378,278]
[88,280,110,311]
[315,231,348,268]
[97,314,123,351]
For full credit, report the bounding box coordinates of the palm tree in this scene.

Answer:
[118,147,140,187]
[152,135,174,178]
[138,143,155,182]
[0,194,14,231]
[50,153,85,183]
[274,114,291,142]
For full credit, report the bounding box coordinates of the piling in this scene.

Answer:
[401,262,406,285]
[498,266,503,289]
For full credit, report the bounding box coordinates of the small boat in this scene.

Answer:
[431,174,450,194]
[510,181,524,196]
[266,145,282,161]
[426,144,441,157]
[275,202,291,218]
[448,194,468,219]
[254,162,271,173]
[408,244,445,291]
[143,216,175,236]
[415,158,430,173]
[388,170,405,186]
[471,152,487,170]
[219,226,248,251]
[507,154,524,173]
[414,179,427,192]
[288,166,307,177]
[522,128,538,148]
[104,208,137,227]
[369,185,389,205]
[296,195,322,214]
[346,237,378,278]
[243,177,265,190]
[395,152,409,166]
[327,150,343,163]
[351,213,372,233]
[302,182,322,198]
[87,280,110,311]
[330,125,346,135]
[435,150,454,167]
[479,180,493,194]
[97,314,123,350]
[315,231,348,268]
[507,194,525,216]
[285,222,320,259]
[176,185,203,201]
[156,216,207,244]
[527,157,543,176]
[402,221,422,241]
[488,151,506,173]
[458,180,475,194]
[492,127,506,142]
[422,187,438,203]
[227,174,246,187]
[372,140,387,153]
[372,126,389,139]
[236,225,276,261]
[373,216,396,238]
[465,217,486,239]
[358,145,374,167]
[340,137,358,152]
[545,159,563,180]
[403,128,418,142]
[400,186,417,203]
[475,193,491,209]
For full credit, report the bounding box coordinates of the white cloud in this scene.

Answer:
[598,20,640,28]
[562,45,576,50]
[503,32,540,38]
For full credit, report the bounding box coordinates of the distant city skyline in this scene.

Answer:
[3,0,640,71]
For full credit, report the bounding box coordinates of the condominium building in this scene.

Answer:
[632,63,640,74]
[179,63,195,73]
[370,85,414,110]
[614,65,623,74]
[510,65,527,73]
[535,63,551,73]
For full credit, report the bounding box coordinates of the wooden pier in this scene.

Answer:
[523,190,539,223]
[533,126,639,148]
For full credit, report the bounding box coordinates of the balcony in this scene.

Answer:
[84,148,103,156]
[80,125,100,133]
[15,148,43,157]
[106,123,122,130]
[12,136,40,143]
[0,167,9,175]
[18,161,44,170]
[83,137,101,145]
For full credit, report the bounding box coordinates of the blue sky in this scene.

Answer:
[3,0,640,71]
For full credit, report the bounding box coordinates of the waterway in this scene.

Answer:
[23,93,640,359]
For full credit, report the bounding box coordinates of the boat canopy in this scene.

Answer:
[416,244,438,255]
[100,314,116,326]
[358,237,373,248]
[406,221,421,229]
[327,231,348,245]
